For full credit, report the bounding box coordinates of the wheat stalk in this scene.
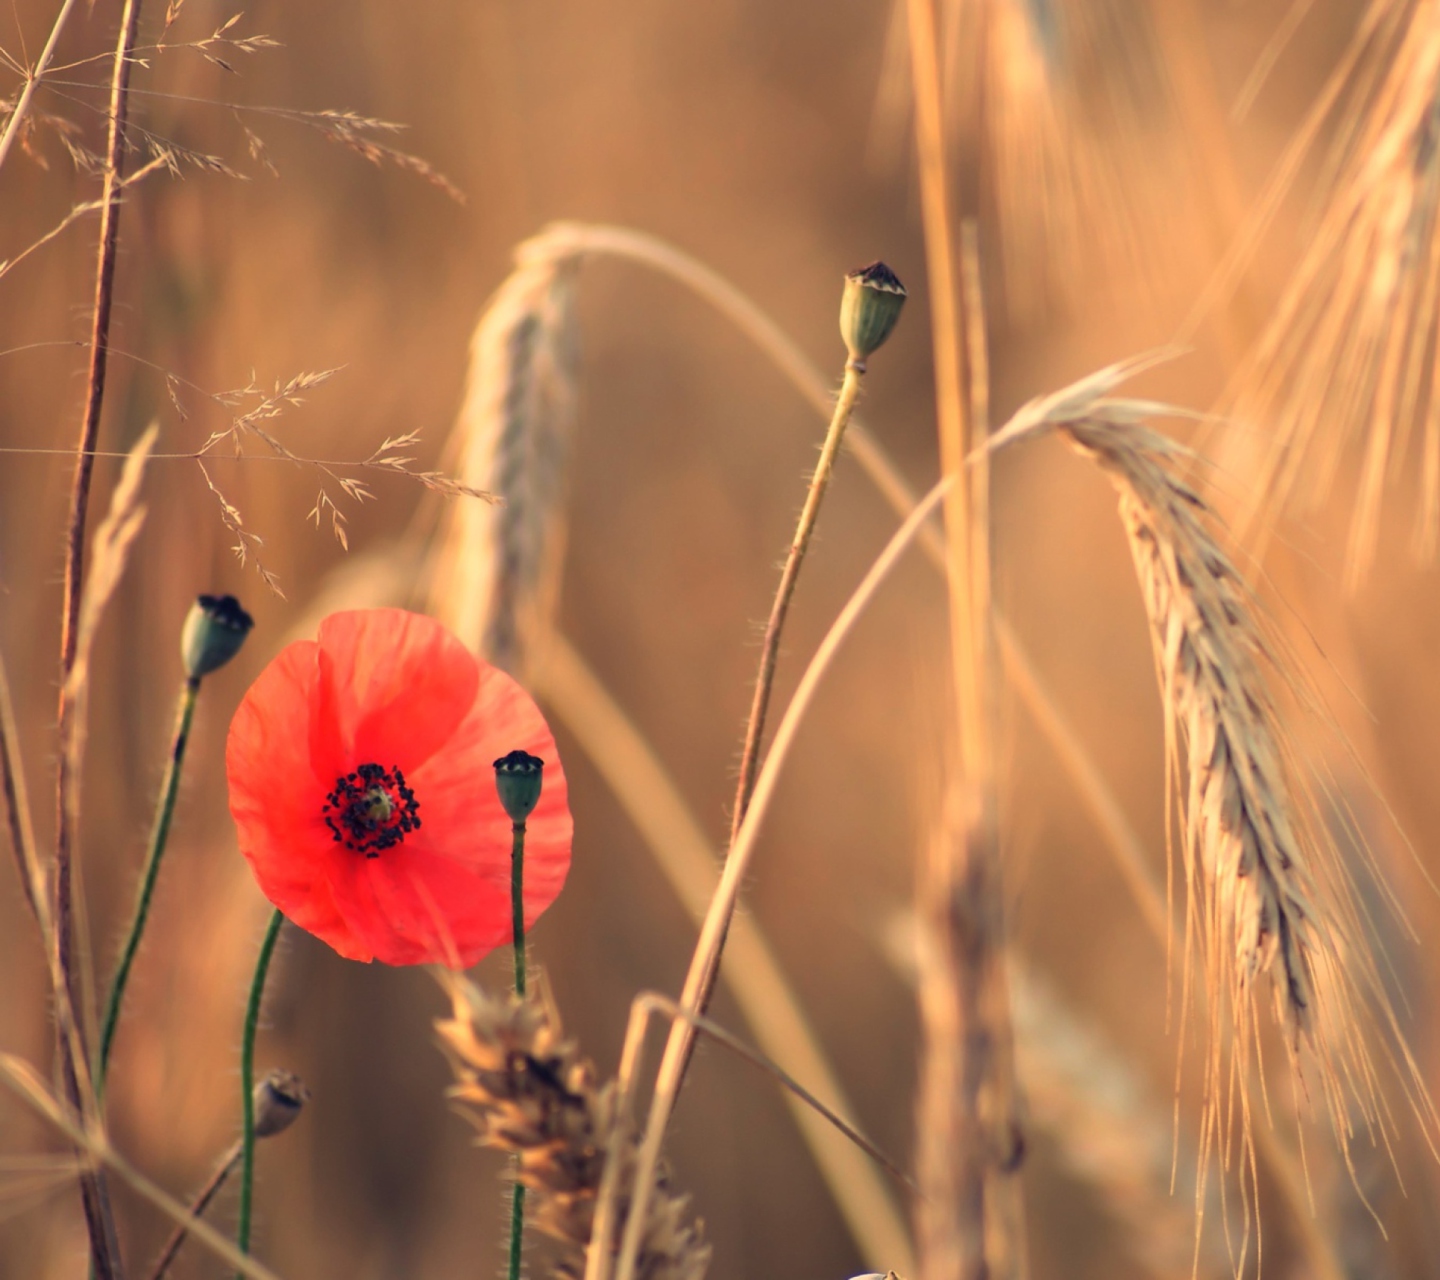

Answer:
[437,976,710,1280]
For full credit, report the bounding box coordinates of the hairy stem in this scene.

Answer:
[237,910,283,1273]
[507,820,529,1280]
[97,677,200,1094]
[728,361,865,842]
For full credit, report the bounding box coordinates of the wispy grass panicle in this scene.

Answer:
[430,238,580,674]
[437,977,710,1280]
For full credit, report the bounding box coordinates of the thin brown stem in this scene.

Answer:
[146,1141,242,1280]
[52,1,146,1276]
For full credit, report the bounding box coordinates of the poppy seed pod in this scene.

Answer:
[182,594,254,680]
[253,1069,310,1138]
[839,261,906,367]
[493,749,545,824]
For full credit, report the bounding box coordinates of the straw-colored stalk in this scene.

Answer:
[429,239,579,673]
[1227,0,1440,582]
[437,977,710,1280]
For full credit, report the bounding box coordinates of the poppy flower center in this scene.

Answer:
[323,762,421,858]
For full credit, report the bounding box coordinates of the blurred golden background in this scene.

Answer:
[3,1,1440,1277]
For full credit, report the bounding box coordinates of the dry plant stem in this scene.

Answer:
[146,1140,242,1280]
[98,676,200,1094]
[538,633,914,1273]
[52,4,145,1274]
[0,0,82,173]
[610,477,951,1280]
[729,361,864,840]
[0,1056,283,1280]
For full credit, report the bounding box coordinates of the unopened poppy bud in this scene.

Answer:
[839,261,906,368]
[493,749,544,824]
[181,594,254,679]
[253,1068,309,1138]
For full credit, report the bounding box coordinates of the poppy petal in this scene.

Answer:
[315,609,480,771]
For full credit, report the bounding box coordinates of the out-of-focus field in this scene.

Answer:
[3,1,1440,1278]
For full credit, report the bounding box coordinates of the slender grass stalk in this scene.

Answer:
[0,0,83,175]
[507,818,529,1280]
[52,4,146,1274]
[97,676,200,1094]
[609,478,950,1280]
[237,909,284,1273]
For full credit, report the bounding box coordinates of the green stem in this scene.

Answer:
[237,909,283,1275]
[97,676,200,1096]
[507,820,527,1280]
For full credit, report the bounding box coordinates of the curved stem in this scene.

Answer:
[97,676,200,1095]
[507,820,529,1280]
[236,909,283,1274]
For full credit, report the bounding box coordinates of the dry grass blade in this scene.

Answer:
[990,361,1440,1262]
[1225,0,1440,581]
[64,424,156,705]
[436,976,709,1280]
[0,641,42,922]
[430,239,579,674]
[0,1055,284,1280]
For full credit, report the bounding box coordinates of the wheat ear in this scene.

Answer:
[990,358,1440,1268]
[429,239,579,673]
[437,977,710,1280]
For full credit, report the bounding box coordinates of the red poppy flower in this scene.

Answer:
[226,609,572,967]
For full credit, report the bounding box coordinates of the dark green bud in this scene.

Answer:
[493,749,545,824]
[253,1068,309,1139]
[839,261,906,368]
[181,594,254,680]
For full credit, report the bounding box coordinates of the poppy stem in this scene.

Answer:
[236,909,283,1277]
[97,675,201,1097]
[508,819,528,1280]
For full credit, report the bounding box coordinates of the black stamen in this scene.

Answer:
[322,762,421,858]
